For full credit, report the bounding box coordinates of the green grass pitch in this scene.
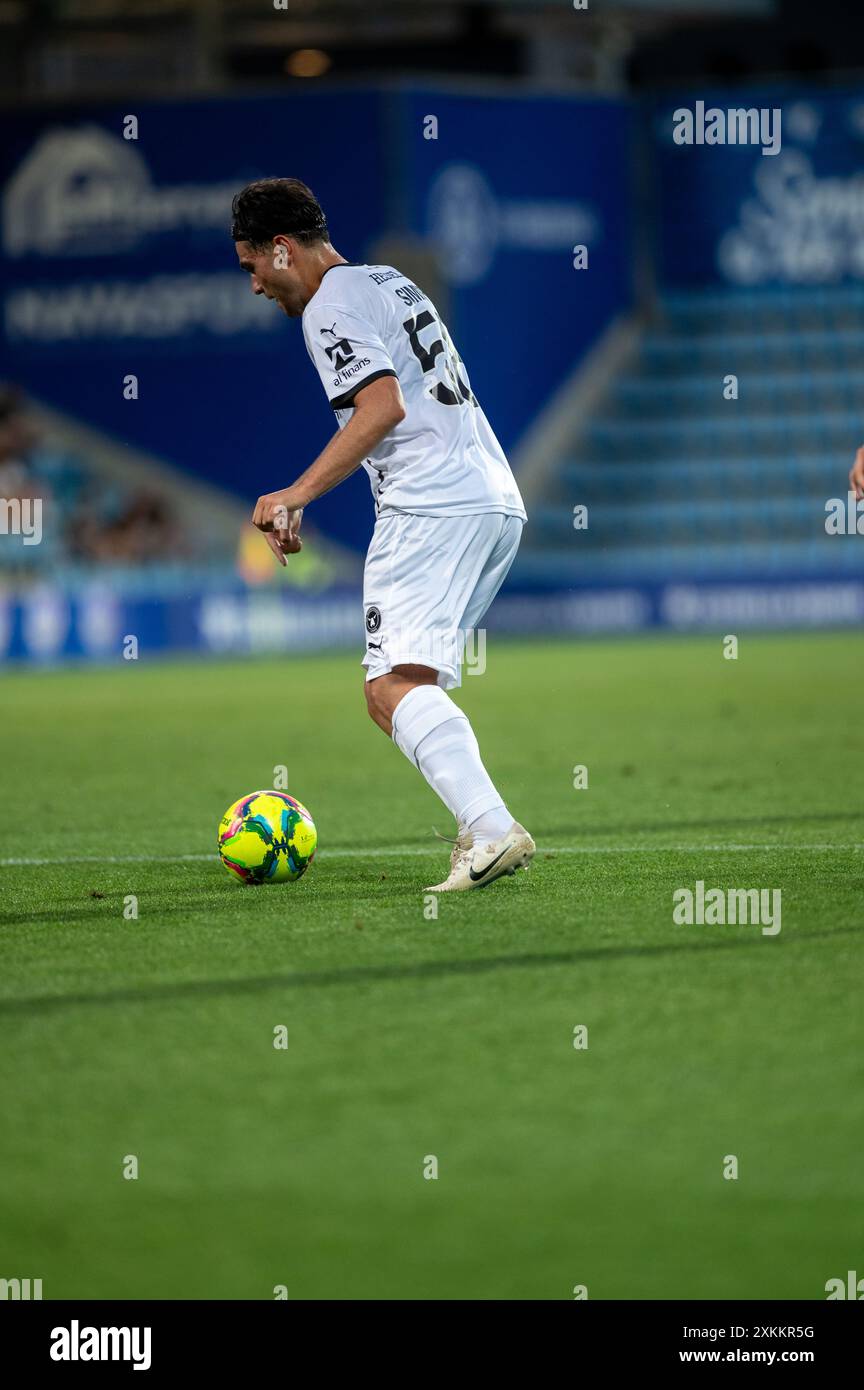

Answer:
[0,631,861,1300]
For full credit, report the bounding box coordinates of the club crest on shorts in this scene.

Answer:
[365,605,382,635]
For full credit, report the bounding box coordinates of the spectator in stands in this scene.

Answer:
[0,384,58,573]
[850,447,864,501]
[0,384,41,500]
[0,383,188,572]
[70,489,186,565]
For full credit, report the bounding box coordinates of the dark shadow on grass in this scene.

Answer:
[1,924,861,1016]
[0,880,426,928]
[551,810,864,838]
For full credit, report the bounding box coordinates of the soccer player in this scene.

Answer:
[232,178,534,891]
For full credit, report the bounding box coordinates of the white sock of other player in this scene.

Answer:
[390,685,513,847]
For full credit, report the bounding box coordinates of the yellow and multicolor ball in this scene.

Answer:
[217,791,317,884]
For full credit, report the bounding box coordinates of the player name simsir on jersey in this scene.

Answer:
[301,264,527,520]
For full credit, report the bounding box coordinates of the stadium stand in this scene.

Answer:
[519,286,862,584]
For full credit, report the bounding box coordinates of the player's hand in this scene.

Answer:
[849,446,864,501]
[252,492,304,566]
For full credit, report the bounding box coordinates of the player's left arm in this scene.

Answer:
[252,376,406,562]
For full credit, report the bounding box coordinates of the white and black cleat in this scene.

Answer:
[425,822,535,892]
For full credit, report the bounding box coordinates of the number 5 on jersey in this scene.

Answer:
[403,310,478,408]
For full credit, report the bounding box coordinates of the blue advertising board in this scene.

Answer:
[0,85,633,555]
[2,575,860,666]
[652,85,864,288]
[0,90,388,551]
[394,88,634,454]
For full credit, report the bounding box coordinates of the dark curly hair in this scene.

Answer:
[230,178,329,249]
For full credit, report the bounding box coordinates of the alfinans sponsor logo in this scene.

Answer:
[50,1320,152,1371]
[332,356,371,386]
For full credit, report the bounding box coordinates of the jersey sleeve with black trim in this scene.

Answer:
[302,299,397,411]
[300,264,527,521]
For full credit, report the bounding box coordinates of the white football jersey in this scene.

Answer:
[301,264,527,520]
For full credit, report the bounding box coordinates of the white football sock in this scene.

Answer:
[466,805,514,843]
[390,685,511,843]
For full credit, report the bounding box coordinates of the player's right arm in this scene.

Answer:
[849,445,864,500]
[253,375,406,561]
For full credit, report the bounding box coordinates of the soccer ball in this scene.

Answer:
[218,790,317,884]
